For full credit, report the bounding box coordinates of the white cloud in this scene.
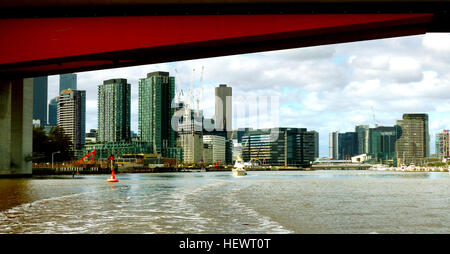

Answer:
[42,32,450,157]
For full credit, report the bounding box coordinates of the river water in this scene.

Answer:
[0,170,448,234]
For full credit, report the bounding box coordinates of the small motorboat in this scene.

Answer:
[232,155,247,177]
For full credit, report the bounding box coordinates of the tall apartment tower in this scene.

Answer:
[435,130,450,159]
[98,79,131,143]
[329,131,339,159]
[57,89,86,150]
[395,113,429,165]
[48,97,58,126]
[59,73,77,94]
[138,71,175,154]
[215,84,232,138]
[32,76,48,126]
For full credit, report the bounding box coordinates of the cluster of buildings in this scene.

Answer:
[31,72,234,166]
[32,71,322,167]
[329,113,449,166]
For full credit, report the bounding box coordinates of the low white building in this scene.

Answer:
[351,154,371,163]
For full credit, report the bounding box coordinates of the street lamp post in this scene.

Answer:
[52,151,61,169]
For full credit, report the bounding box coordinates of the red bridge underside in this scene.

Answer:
[0,13,433,77]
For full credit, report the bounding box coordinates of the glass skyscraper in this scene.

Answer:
[138,71,175,155]
[59,73,77,94]
[48,97,58,126]
[32,76,48,126]
[395,113,429,165]
[98,78,131,143]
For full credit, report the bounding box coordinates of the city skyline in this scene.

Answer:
[43,33,450,157]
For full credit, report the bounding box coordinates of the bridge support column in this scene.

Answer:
[0,78,33,177]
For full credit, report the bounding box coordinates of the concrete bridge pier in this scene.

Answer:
[0,78,33,177]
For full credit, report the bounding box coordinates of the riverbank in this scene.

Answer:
[369,165,450,172]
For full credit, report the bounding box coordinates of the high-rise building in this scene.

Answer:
[242,128,316,167]
[57,89,86,150]
[98,78,131,143]
[355,125,369,155]
[395,113,429,165]
[369,126,397,162]
[59,73,77,94]
[308,130,319,159]
[33,76,48,126]
[435,130,450,159]
[48,97,58,126]
[138,71,175,155]
[329,131,339,159]
[338,132,358,160]
[203,135,226,164]
[176,107,204,164]
[215,84,232,138]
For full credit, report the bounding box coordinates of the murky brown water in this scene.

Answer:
[0,170,449,233]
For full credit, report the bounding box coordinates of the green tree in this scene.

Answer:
[32,126,74,162]
[48,126,74,162]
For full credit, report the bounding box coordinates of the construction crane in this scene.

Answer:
[77,150,96,164]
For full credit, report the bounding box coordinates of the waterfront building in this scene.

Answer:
[48,97,58,126]
[369,126,397,162]
[177,133,203,164]
[203,135,226,164]
[215,84,232,138]
[338,132,358,160]
[242,127,316,167]
[59,73,77,94]
[329,131,339,159]
[33,76,48,126]
[57,89,86,150]
[225,139,233,164]
[232,128,254,143]
[203,144,213,165]
[355,125,369,155]
[176,106,204,164]
[395,113,430,165]
[138,71,175,155]
[98,78,131,143]
[308,130,319,159]
[435,130,450,159]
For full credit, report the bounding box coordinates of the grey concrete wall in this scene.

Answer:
[0,78,33,177]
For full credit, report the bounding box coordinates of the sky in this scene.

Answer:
[47,33,450,157]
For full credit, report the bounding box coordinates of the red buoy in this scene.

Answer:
[107,168,119,182]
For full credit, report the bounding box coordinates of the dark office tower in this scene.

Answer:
[32,76,48,126]
[139,71,175,155]
[98,79,131,143]
[395,113,429,165]
[369,126,397,163]
[215,84,232,139]
[48,97,58,126]
[308,130,319,159]
[57,89,86,150]
[59,73,77,94]
[338,132,358,160]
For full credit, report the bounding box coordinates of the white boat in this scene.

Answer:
[232,155,247,177]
